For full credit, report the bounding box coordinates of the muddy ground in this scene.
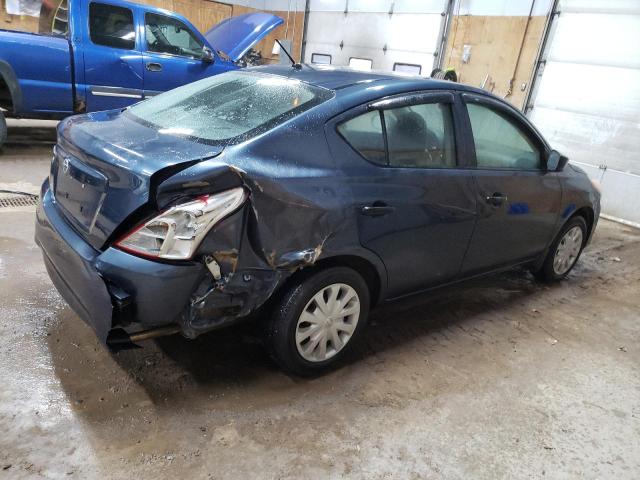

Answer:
[1,123,639,479]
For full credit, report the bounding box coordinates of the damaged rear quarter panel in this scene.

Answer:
[155,108,387,337]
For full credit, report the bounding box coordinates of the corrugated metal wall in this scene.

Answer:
[527,0,640,225]
[303,0,448,76]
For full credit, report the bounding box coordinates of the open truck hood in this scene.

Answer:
[52,110,224,250]
[204,13,284,63]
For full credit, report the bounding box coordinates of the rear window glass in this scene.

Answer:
[126,71,332,143]
[337,110,385,165]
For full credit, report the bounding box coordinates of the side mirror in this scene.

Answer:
[201,46,214,64]
[547,150,569,172]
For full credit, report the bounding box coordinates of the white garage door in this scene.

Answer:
[303,0,449,76]
[527,0,640,226]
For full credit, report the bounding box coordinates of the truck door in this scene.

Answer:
[141,12,227,96]
[81,1,144,111]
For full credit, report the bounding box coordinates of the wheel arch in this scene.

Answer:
[571,205,595,239]
[278,253,385,309]
[533,204,596,273]
[0,61,22,114]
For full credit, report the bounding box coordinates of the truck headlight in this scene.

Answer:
[115,187,247,260]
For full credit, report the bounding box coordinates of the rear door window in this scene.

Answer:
[337,110,386,165]
[383,103,456,168]
[89,3,135,50]
[337,98,457,168]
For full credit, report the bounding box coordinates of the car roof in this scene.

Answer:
[246,64,548,150]
[250,64,531,123]
[251,64,479,93]
[251,64,411,90]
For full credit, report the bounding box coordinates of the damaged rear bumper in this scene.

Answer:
[35,181,272,343]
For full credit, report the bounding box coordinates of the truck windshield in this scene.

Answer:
[126,71,332,143]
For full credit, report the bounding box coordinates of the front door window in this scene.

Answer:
[466,103,542,170]
[145,13,204,59]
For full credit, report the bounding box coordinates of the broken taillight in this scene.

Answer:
[115,187,247,260]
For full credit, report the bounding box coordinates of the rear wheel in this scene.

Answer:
[265,267,370,375]
[534,216,587,282]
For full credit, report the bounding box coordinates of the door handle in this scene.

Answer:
[146,62,162,72]
[485,192,508,206]
[361,203,395,217]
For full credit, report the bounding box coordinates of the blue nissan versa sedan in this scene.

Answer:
[35,65,600,374]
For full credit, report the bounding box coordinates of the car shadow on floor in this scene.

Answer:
[109,267,553,394]
[40,227,611,425]
[45,264,571,423]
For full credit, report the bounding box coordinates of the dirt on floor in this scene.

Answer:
[1,131,639,479]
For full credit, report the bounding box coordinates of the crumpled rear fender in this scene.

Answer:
[155,151,386,338]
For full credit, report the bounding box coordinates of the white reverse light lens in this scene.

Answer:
[116,187,246,260]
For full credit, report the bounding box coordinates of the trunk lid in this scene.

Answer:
[51,110,223,250]
[204,13,284,62]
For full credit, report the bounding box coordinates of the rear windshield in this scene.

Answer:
[126,71,332,143]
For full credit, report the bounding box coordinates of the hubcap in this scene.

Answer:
[295,283,360,363]
[553,226,583,275]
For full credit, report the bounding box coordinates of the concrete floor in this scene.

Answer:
[1,124,639,479]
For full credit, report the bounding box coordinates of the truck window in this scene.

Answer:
[145,13,204,59]
[38,0,69,36]
[89,3,135,50]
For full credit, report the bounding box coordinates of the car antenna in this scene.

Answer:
[275,39,302,70]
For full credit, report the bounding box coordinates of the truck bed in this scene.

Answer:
[0,29,73,117]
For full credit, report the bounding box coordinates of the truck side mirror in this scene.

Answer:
[547,150,569,172]
[202,46,214,64]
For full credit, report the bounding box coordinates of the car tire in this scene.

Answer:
[265,266,370,376]
[0,110,7,151]
[534,216,588,282]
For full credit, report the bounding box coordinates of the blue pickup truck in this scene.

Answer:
[0,0,283,147]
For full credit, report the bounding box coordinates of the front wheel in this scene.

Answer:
[534,216,588,282]
[265,267,370,375]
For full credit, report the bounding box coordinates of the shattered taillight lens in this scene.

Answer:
[115,187,247,260]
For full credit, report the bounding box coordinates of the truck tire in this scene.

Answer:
[0,110,6,150]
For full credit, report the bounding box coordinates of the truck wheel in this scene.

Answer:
[265,267,370,376]
[0,110,6,150]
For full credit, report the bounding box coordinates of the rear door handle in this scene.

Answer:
[361,203,395,217]
[485,192,508,206]
[146,62,162,72]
